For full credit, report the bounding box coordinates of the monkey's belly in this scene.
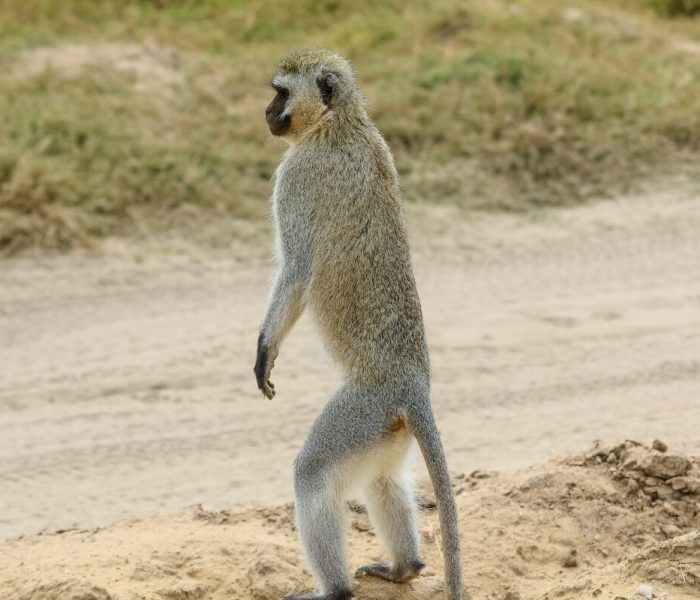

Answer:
[344,429,416,500]
[312,314,429,382]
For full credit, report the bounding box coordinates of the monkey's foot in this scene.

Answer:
[355,560,425,583]
[281,589,353,600]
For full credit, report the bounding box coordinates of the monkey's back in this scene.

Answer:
[281,126,430,385]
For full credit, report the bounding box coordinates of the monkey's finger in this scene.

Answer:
[254,365,266,391]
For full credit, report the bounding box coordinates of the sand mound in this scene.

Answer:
[2,441,698,600]
[624,531,700,588]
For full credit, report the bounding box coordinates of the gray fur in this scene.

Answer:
[255,47,466,600]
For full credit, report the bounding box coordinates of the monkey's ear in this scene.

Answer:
[317,72,340,107]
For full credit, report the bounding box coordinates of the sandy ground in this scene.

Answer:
[1,440,699,599]
[1,188,700,546]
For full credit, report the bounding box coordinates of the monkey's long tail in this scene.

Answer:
[407,400,466,600]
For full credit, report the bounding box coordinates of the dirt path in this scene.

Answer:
[3,441,700,600]
[1,189,700,542]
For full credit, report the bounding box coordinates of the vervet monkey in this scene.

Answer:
[254,47,465,600]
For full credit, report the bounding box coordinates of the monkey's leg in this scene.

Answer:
[284,384,391,600]
[355,442,425,583]
[285,478,353,600]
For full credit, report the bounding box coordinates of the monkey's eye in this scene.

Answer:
[273,85,289,100]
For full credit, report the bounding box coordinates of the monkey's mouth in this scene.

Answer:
[266,111,292,136]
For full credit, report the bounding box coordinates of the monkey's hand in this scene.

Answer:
[254,334,277,400]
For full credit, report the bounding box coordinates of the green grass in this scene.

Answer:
[1,0,699,253]
[650,0,700,16]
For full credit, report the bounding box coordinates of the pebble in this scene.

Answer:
[640,454,691,479]
[652,439,668,453]
[562,549,578,568]
[660,523,682,538]
[668,476,700,494]
[635,584,653,599]
[350,517,371,533]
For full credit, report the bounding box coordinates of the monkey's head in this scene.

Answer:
[266,48,363,142]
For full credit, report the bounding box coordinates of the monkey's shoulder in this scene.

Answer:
[281,134,395,190]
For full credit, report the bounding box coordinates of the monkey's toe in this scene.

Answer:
[355,560,424,583]
[262,379,276,399]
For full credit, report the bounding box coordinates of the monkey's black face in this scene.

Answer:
[266,86,292,136]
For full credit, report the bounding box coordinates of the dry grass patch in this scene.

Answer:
[1,0,699,253]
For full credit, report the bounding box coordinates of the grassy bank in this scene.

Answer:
[1,0,699,253]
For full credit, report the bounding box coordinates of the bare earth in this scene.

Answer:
[2,441,700,599]
[1,188,700,598]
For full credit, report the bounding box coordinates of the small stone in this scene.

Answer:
[625,479,640,494]
[660,523,682,538]
[156,581,209,600]
[652,439,668,453]
[668,476,700,494]
[563,549,578,568]
[621,447,649,470]
[643,486,659,500]
[635,584,653,599]
[657,484,674,498]
[639,454,691,479]
[469,469,494,479]
[669,477,688,491]
[586,450,604,462]
[351,516,371,533]
[664,500,696,522]
[662,500,685,517]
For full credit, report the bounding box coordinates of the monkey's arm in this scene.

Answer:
[254,267,307,399]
